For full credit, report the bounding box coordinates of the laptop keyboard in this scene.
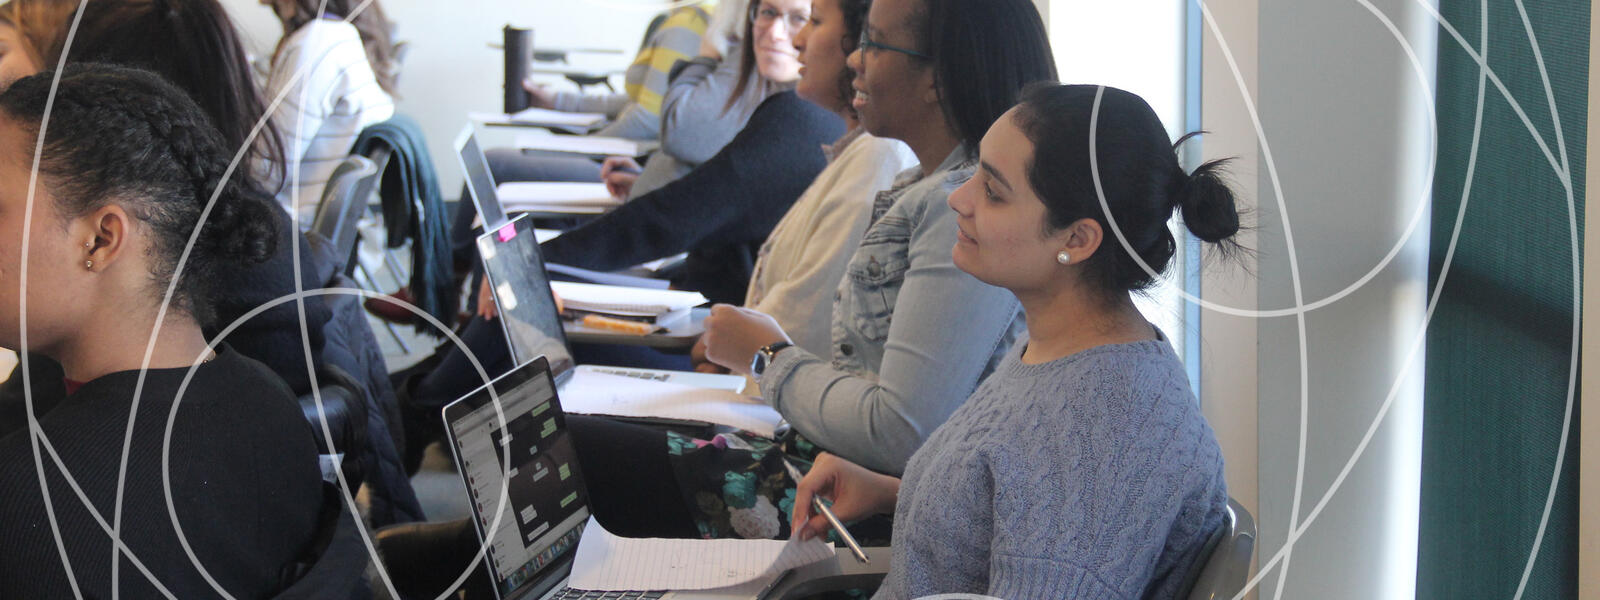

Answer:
[548,589,665,600]
[589,367,671,382]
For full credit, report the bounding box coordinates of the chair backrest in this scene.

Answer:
[298,363,370,492]
[1185,498,1257,600]
[311,155,379,275]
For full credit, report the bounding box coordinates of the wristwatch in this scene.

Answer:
[750,341,794,377]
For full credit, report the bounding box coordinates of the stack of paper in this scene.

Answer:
[558,370,782,437]
[568,517,835,592]
[548,281,705,322]
[494,182,620,215]
[513,132,659,158]
[470,107,607,130]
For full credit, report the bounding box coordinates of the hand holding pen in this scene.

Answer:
[788,453,899,562]
[600,156,642,200]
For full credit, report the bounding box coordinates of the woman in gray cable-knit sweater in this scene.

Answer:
[792,84,1246,599]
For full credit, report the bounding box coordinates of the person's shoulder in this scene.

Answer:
[291,19,361,43]
[843,135,917,171]
[204,345,299,403]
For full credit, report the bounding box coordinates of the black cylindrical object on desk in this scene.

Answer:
[503,25,533,113]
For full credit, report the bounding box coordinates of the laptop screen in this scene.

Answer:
[477,214,576,376]
[455,125,510,231]
[442,357,590,599]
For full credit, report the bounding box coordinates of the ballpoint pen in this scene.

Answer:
[782,458,870,564]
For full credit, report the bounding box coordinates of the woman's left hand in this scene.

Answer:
[701,304,789,376]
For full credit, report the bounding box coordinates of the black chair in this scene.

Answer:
[273,483,372,600]
[312,155,380,277]
[297,363,369,490]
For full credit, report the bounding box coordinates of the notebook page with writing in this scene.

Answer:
[568,517,834,591]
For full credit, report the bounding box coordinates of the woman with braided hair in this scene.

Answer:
[0,64,324,598]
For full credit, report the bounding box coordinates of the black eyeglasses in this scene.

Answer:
[858,29,927,59]
[752,5,810,34]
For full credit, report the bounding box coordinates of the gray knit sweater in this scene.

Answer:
[875,334,1227,600]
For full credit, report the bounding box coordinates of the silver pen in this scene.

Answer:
[782,458,870,564]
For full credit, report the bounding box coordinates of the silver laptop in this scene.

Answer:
[441,357,779,600]
[475,211,745,391]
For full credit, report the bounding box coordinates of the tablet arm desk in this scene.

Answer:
[767,546,892,600]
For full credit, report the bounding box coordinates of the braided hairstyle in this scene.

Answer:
[1011,83,1245,297]
[0,64,279,325]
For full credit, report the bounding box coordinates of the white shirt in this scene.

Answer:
[745,129,917,357]
[266,19,395,226]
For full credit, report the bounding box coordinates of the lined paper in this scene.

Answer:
[568,517,834,591]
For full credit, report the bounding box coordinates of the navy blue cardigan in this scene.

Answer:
[540,91,845,305]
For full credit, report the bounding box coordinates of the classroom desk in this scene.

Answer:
[769,546,893,599]
[563,307,706,350]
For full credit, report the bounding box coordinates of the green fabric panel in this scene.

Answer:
[1419,1,1585,598]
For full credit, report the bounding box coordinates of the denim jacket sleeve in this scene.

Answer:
[759,166,1022,475]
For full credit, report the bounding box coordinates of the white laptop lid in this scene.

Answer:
[455,125,511,232]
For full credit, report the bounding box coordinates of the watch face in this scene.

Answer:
[750,351,767,377]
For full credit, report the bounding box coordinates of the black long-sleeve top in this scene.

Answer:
[0,345,324,598]
[540,91,845,305]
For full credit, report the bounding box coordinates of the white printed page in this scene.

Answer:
[558,371,782,437]
[547,281,707,313]
[469,107,607,129]
[495,182,621,215]
[513,132,659,157]
[568,517,835,591]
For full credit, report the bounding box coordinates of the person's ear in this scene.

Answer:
[919,71,940,106]
[81,205,131,273]
[1057,218,1103,266]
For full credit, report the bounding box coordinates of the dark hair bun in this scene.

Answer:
[195,177,280,265]
[1179,158,1241,243]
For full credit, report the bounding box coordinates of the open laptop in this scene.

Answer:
[441,357,783,600]
[476,211,746,392]
[456,125,620,224]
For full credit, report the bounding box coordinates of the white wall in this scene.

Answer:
[221,0,668,194]
[1044,0,1188,358]
[1197,0,1261,579]
[1201,0,1435,598]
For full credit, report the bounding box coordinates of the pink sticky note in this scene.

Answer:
[496,224,518,242]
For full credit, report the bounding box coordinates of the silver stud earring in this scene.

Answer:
[84,260,93,269]
[1056,250,1072,265]
[84,241,93,249]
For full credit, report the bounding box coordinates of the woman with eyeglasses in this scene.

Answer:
[536,0,843,306]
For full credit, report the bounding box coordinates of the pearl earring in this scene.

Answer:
[1056,250,1072,265]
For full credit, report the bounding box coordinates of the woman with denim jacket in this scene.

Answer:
[702,0,1058,475]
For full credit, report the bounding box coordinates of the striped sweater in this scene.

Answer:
[266,18,395,225]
